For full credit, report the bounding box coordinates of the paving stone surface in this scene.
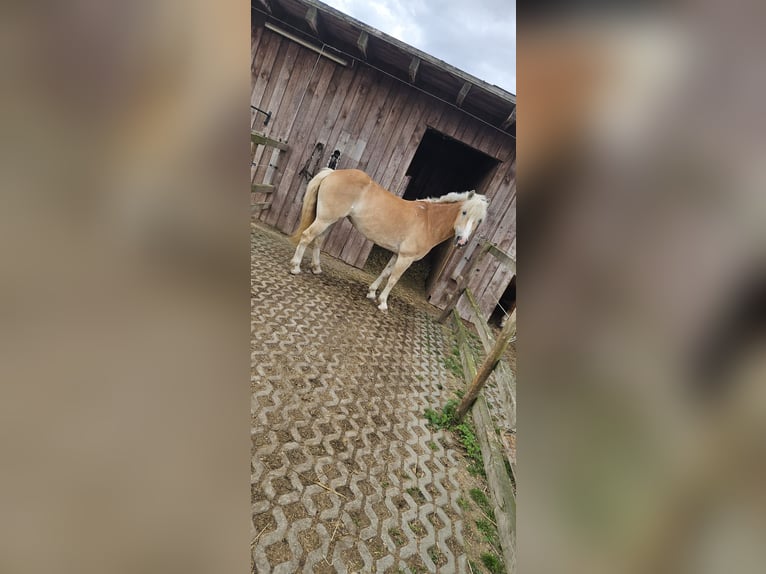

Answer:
[251,223,473,573]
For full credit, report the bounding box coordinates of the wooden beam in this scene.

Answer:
[357,30,369,59]
[501,108,516,130]
[251,183,274,193]
[483,240,516,274]
[251,202,271,212]
[251,131,289,151]
[408,56,420,83]
[456,81,472,107]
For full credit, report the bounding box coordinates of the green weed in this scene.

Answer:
[481,552,505,574]
[469,488,495,521]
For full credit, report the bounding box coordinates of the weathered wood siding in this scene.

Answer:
[251,23,516,321]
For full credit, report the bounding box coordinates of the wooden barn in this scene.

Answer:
[251,0,516,322]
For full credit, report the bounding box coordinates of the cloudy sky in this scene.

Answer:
[321,0,516,94]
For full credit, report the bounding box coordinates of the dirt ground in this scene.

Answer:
[251,222,508,573]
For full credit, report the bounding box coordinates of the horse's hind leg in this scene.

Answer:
[310,229,329,274]
[376,255,415,311]
[290,219,334,274]
[367,254,397,300]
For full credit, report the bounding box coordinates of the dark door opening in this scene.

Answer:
[490,275,516,327]
[409,129,500,298]
[402,129,499,202]
[365,128,499,301]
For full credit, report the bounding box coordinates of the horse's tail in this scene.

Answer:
[290,168,334,244]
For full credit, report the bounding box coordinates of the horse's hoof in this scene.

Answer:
[290,267,301,275]
[377,302,388,311]
[366,292,377,300]
[311,267,322,275]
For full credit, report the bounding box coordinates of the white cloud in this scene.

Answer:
[322,0,515,93]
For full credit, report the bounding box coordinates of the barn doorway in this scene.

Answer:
[365,128,499,302]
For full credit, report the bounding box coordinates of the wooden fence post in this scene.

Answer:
[454,309,516,422]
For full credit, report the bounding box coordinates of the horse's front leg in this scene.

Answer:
[367,254,397,300]
[376,255,414,311]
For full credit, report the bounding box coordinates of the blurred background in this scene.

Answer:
[519,2,766,573]
[1,1,765,573]
[0,2,251,573]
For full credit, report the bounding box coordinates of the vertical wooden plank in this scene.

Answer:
[272,62,354,235]
[275,57,340,233]
[357,77,414,175]
[323,75,419,260]
[261,43,323,226]
[252,34,291,173]
[264,42,352,228]
[457,182,516,320]
[337,74,400,263]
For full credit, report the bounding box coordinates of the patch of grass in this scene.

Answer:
[388,527,405,546]
[427,440,438,451]
[476,519,498,546]
[423,399,457,429]
[406,486,426,503]
[427,546,443,565]
[408,520,426,537]
[468,559,483,573]
[423,401,485,477]
[443,344,463,378]
[481,552,505,574]
[456,496,470,511]
[469,488,495,520]
[455,421,485,477]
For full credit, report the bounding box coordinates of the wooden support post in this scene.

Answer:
[408,56,420,83]
[501,107,516,130]
[456,81,472,107]
[305,6,319,35]
[454,312,516,423]
[357,31,369,59]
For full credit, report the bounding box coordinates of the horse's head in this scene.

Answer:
[454,191,488,247]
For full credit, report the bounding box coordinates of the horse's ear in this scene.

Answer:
[468,190,475,199]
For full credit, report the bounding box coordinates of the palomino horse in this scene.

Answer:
[290,168,488,311]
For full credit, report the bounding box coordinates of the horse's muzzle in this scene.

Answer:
[455,236,466,247]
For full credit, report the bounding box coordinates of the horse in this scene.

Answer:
[289,168,489,311]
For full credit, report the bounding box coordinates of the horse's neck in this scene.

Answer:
[425,202,462,244]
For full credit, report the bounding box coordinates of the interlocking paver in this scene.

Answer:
[251,222,471,573]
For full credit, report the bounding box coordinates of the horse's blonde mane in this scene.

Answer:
[420,191,489,220]
[421,191,476,203]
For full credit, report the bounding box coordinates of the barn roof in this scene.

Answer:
[252,0,516,136]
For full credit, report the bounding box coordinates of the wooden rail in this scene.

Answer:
[251,131,289,215]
